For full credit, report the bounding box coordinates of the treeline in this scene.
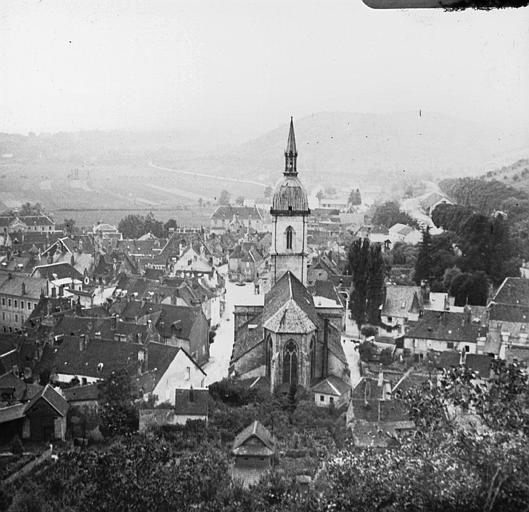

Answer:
[117,213,178,239]
[371,201,419,229]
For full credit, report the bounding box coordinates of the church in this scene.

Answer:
[229,119,351,399]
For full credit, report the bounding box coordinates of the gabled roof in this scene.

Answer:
[263,271,318,333]
[233,420,275,456]
[0,403,26,424]
[491,277,529,307]
[404,310,482,343]
[489,303,529,323]
[382,285,421,318]
[26,384,68,417]
[0,275,48,299]
[311,375,350,396]
[420,192,450,210]
[211,205,264,222]
[32,262,83,281]
[231,312,264,362]
[63,383,100,402]
[0,371,43,402]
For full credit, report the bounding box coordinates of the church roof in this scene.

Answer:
[263,271,318,334]
[271,176,310,214]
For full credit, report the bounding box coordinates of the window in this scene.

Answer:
[465,345,470,352]
[1,298,4,306]
[265,336,273,379]
[309,337,316,380]
[285,226,293,250]
[282,340,298,385]
[20,301,24,309]
[320,395,325,402]
[14,300,17,308]
[14,315,18,322]
[8,299,11,307]
[387,316,392,323]
[447,342,454,349]
[27,303,31,310]
[330,397,334,404]
[82,378,87,385]
[185,367,191,380]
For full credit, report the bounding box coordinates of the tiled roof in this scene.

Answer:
[382,285,421,318]
[0,275,48,299]
[233,420,275,456]
[263,271,318,333]
[211,205,264,221]
[437,350,461,370]
[0,403,26,424]
[63,383,100,402]
[32,262,83,281]
[311,375,350,396]
[465,354,493,378]
[26,384,68,416]
[0,370,43,401]
[404,310,482,343]
[420,192,449,209]
[231,312,264,362]
[19,215,54,226]
[174,388,209,416]
[491,277,529,306]
[489,303,529,323]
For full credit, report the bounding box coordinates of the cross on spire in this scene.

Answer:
[284,117,298,176]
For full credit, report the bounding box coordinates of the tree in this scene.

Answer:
[62,218,76,236]
[372,201,420,229]
[218,190,231,205]
[143,212,164,238]
[449,271,489,306]
[164,218,177,233]
[347,238,385,328]
[118,214,146,239]
[414,227,433,284]
[366,243,385,324]
[316,190,324,204]
[348,188,362,206]
[235,196,245,206]
[99,369,138,437]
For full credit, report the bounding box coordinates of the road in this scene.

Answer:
[203,268,361,389]
[149,161,267,189]
[203,278,264,385]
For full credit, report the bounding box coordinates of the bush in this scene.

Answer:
[380,348,394,366]
[10,435,23,456]
[360,325,377,338]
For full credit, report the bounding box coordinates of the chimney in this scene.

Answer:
[420,280,430,305]
[464,304,472,325]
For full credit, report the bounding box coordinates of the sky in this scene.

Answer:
[1,0,528,140]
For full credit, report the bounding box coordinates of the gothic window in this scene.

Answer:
[286,226,294,250]
[283,340,298,385]
[265,335,273,379]
[310,337,316,381]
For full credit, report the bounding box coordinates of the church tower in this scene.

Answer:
[270,118,310,285]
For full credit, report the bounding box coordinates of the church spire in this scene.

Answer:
[284,117,298,176]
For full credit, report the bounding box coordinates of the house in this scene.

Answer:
[40,237,95,276]
[0,384,68,443]
[172,246,220,288]
[0,275,52,333]
[44,333,206,404]
[112,301,210,365]
[139,387,209,432]
[487,277,529,364]
[420,193,452,217]
[228,241,264,282]
[307,253,341,286]
[388,223,422,246]
[402,308,484,357]
[232,420,276,486]
[347,375,415,448]
[0,213,56,235]
[210,205,266,234]
[311,374,351,408]
[380,285,423,337]
[31,262,84,297]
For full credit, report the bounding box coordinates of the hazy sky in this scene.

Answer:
[1,0,528,138]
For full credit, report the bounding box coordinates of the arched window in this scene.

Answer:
[265,335,273,379]
[310,337,316,381]
[283,340,298,385]
[285,226,294,250]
